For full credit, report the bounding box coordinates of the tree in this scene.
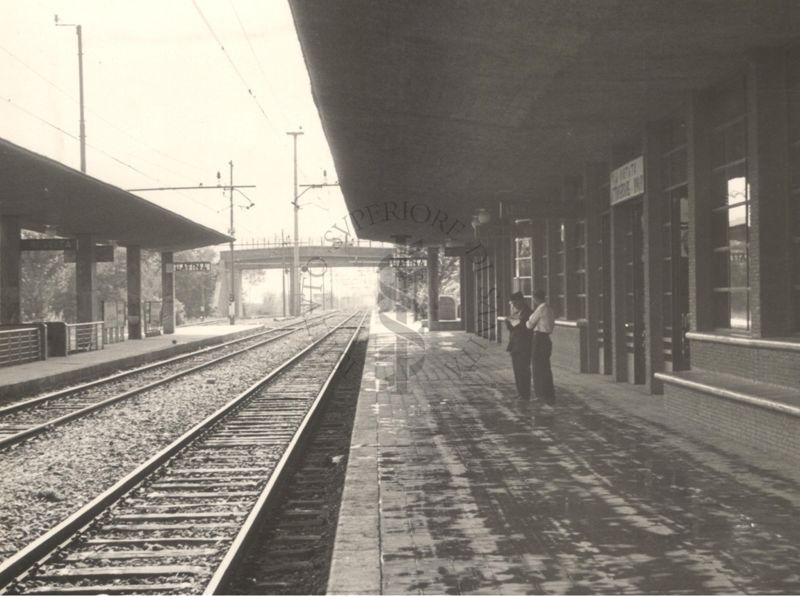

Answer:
[174,247,217,319]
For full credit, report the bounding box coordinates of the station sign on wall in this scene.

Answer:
[610,156,644,205]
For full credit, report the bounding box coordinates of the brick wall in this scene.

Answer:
[664,383,800,456]
[551,324,586,372]
[690,338,800,390]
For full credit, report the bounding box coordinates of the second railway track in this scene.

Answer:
[0,311,336,450]
[0,310,367,595]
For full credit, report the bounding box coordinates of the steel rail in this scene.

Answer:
[0,310,334,417]
[0,311,337,450]
[0,311,363,592]
[204,310,368,594]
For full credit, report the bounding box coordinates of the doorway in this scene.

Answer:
[622,200,646,384]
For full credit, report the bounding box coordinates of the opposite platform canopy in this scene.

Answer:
[289,0,800,244]
[0,137,231,252]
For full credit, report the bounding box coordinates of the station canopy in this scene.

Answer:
[0,137,231,252]
[290,0,800,244]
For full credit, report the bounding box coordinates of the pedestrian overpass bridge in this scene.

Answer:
[216,241,395,316]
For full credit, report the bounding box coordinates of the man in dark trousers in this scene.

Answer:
[505,291,533,400]
[526,289,556,405]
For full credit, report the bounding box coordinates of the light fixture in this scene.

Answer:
[477,208,491,225]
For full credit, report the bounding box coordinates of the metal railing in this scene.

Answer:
[66,321,104,354]
[234,237,392,250]
[143,301,162,336]
[101,301,127,345]
[0,326,45,368]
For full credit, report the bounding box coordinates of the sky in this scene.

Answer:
[0,0,350,246]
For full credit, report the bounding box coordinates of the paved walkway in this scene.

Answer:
[0,322,261,400]
[330,313,800,594]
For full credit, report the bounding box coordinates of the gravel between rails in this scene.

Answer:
[0,313,350,562]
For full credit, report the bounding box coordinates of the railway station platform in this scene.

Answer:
[0,321,265,402]
[329,313,800,594]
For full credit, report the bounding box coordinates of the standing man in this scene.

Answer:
[506,291,533,400]
[526,289,555,405]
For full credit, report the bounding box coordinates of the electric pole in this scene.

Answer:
[286,130,303,316]
[228,161,236,325]
[55,15,86,173]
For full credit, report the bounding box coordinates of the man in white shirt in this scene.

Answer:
[526,289,555,405]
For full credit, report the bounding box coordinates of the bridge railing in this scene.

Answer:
[233,237,394,250]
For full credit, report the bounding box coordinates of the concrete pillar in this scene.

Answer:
[217,260,229,319]
[461,255,476,333]
[458,254,467,328]
[747,48,791,337]
[427,246,440,330]
[161,251,175,334]
[289,260,298,316]
[688,89,714,332]
[126,245,142,339]
[76,233,98,323]
[584,163,606,374]
[609,206,628,382]
[482,242,496,341]
[235,268,243,318]
[474,244,484,337]
[643,122,666,393]
[0,216,21,325]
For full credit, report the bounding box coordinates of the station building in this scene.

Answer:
[290,0,800,452]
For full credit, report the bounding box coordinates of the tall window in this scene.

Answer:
[789,47,800,330]
[574,220,587,319]
[709,78,750,330]
[553,221,566,318]
[514,237,532,300]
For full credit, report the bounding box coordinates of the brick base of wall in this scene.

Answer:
[664,383,800,456]
[690,337,800,391]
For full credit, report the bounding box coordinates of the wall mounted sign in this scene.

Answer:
[610,156,644,205]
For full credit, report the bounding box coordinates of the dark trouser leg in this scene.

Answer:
[511,351,531,399]
[532,333,554,403]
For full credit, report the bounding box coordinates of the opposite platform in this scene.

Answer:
[329,312,800,594]
[0,321,264,401]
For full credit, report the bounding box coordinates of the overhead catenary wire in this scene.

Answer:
[0,42,209,179]
[1,95,227,218]
[190,0,276,132]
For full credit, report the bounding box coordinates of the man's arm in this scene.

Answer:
[526,307,540,330]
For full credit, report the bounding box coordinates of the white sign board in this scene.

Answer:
[610,156,644,205]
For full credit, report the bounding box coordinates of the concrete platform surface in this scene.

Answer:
[330,312,800,594]
[0,322,264,400]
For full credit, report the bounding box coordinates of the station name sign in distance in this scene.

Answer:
[174,261,212,272]
[387,257,427,268]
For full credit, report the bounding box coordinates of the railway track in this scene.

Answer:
[0,311,335,451]
[0,310,367,595]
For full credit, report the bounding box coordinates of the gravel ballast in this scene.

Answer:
[0,314,350,561]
